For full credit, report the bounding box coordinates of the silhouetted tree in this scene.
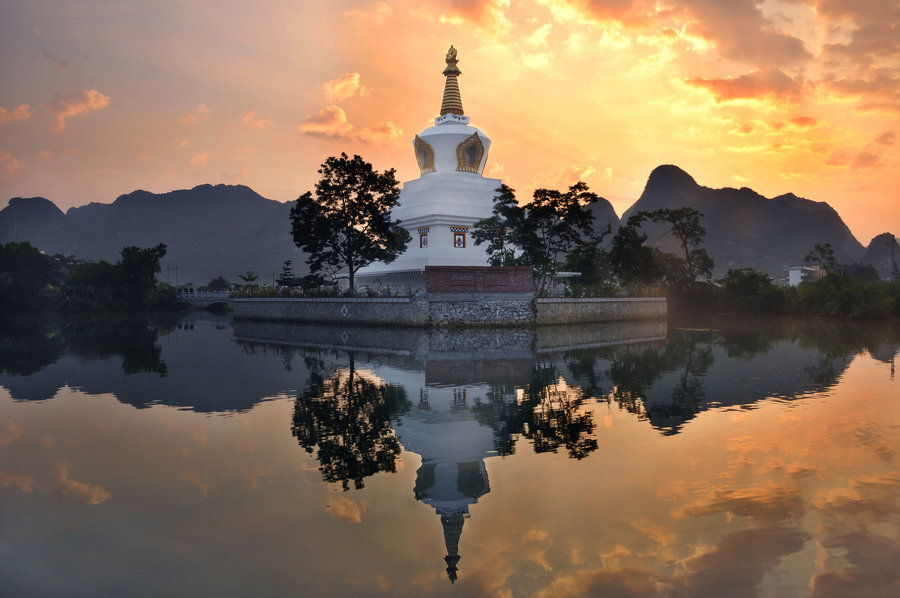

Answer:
[206,276,231,291]
[805,242,837,273]
[608,213,665,291]
[472,182,604,294]
[119,243,167,308]
[238,270,259,292]
[290,153,410,294]
[0,241,66,311]
[277,259,295,287]
[648,207,713,287]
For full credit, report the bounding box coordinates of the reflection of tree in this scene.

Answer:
[0,317,64,376]
[291,355,411,490]
[66,316,170,376]
[472,363,598,459]
[606,333,713,434]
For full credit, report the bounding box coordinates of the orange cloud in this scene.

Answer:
[789,116,818,128]
[344,2,392,22]
[56,464,111,505]
[323,73,367,102]
[179,103,211,125]
[420,0,511,29]
[242,110,272,130]
[189,152,208,166]
[357,121,402,144]
[50,89,110,133]
[687,68,805,102]
[0,149,24,174]
[0,103,31,124]
[299,105,354,141]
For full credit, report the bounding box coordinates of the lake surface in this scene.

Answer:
[1,314,898,597]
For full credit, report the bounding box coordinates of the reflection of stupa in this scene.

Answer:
[356,45,502,288]
[371,363,506,583]
[402,386,496,583]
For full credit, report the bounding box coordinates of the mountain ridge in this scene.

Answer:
[1,169,894,284]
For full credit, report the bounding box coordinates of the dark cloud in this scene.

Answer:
[687,68,806,102]
[852,152,880,168]
[824,22,900,65]
[821,68,900,112]
[875,131,896,145]
[813,0,900,25]
[42,48,71,69]
[681,0,811,66]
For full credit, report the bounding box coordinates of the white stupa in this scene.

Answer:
[356,46,502,288]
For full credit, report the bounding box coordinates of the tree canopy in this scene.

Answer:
[472,182,604,293]
[290,153,410,293]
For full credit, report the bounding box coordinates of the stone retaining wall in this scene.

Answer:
[233,295,666,327]
[535,297,667,325]
[233,296,429,326]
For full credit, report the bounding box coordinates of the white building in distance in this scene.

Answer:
[356,46,502,289]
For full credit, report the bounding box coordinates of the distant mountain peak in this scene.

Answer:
[645,165,698,191]
[6,196,64,215]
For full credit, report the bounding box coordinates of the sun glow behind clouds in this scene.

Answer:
[0,0,897,241]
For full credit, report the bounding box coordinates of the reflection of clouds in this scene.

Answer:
[680,485,805,524]
[678,528,808,597]
[56,464,110,505]
[180,471,212,498]
[534,567,661,598]
[811,532,900,597]
[816,473,899,521]
[326,496,364,524]
[0,470,35,492]
[0,421,23,446]
[242,466,274,489]
[812,472,900,595]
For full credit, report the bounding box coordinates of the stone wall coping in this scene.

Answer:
[232,297,414,304]
[428,292,534,302]
[535,297,666,304]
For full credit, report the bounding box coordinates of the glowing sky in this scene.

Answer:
[0,0,898,244]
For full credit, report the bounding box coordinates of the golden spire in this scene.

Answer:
[440,45,464,116]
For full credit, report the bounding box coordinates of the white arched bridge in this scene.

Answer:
[175,290,234,310]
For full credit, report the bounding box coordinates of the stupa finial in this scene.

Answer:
[440,45,464,116]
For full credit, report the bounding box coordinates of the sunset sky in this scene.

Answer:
[0,0,898,244]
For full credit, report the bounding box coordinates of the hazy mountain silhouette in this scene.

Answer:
[0,184,307,285]
[2,168,892,283]
[861,232,900,280]
[622,165,868,279]
[586,197,620,242]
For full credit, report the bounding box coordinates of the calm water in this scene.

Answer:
[1,314,898,598]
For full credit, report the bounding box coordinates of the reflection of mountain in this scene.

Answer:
[0,314,310,411]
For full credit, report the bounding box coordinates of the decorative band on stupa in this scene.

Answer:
[440,45,464,116]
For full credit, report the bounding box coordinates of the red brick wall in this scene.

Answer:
[425,266,533,293]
